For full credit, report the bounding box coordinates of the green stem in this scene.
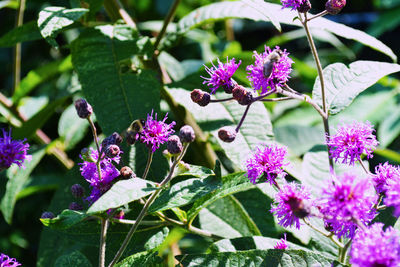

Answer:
[302,218,344,248]
[154,0,181,53]
[108,144,190,266]
[13,0,26,95]
[99,218,109,267]
[142,150,154,179]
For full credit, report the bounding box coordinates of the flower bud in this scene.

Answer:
[74,98,93,119]
[238,92,253,105]
[232,85,246,100]
[105,144,120,158]
[179,125,195,143]
[102,132,123,147]
[120,166,136,179]
[222,80,237,94]
[191,89,210,106]
[41,211,55,219]
[69,202,83,211]
[297,0,311,13]
[218,126,236,143]
[167,135,183,155]
[325,0,346,15]
[71,184,85,198]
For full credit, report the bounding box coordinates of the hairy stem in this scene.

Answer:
[154,0,181,53]
[109,144,189,266]
[142,150,154,179]
[99,218,109,267]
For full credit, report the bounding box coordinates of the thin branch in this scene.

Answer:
[110,218,165,225]
[13,0,26,94]
[113,0,136,29]
[302,218,344,248]
[210,97,235,103]
[260,97,291,102]
[154,0,181,53]
[142,150,154,179]
[358,160,370,174]
[99,218,109,267]
[306,10,328,22]
[235,103,252,133]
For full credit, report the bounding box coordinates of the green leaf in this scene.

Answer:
[177,1,396,61]
[58,104,90,150]
[38,6,88,47]
[175,249,345,267]
[87,178,157,214]
[54,250,92,267]
[40,209,89,230]
[198,195,261,238]
[0,21,41,47]
[375,148,400,163]
[187,172,255,222]
[312,61,400,115]
[1,146,46,224]
[174,163,214,179]
[378,105,400,148]
[12,96,69,140]
[13,56,73,103]
[148,175,220,213]
[116,251,163,267]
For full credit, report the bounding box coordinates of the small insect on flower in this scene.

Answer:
[125,119,145,145]
[263,49,283,78]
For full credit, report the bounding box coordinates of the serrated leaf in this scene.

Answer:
[0,21,41,47]
[40,209,89,230]
[1,146,46,224]
[175,249,345,267]
[54,250,92,267]
[177,2,396,61]
[148,175,220,213]
[38,6,88,47]
[198,195,261,238]
[116,251,163,267]
[187,172,255,222]
[87,178,157,214]
[312,61,400,114]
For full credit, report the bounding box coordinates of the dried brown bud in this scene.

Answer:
[218,126,236,143]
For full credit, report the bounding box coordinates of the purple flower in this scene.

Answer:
[245,144,287,185]
[350,223,400,267]
[318,173,377,239]
[327,121,378,165]
[246,46,293,94]
[271,182,312,229]
[79,147,120,203]
[372,162,400,195]
[274,234,288,249]
[201,57,241,94]
[281,0,308,10]
[139,111,175,152]
[0,253,21,267]
[385,178,400,217]
[0,129,31,171]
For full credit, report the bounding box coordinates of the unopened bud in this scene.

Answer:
[190,89,210,106]
[120,166,135,179]
[218,126,236,143]
[297,0,311,13]
[238,92,253,105]
[71,184,85,198]
[102,132,123,147]
[222,80,237,94]
[74,98,93,119]
[69,202,83,211]
[41,211,55,219]
[325,0,346,15]
[179,125,195,143]
[105,144,120,158]
[232,85,246,100]
[167,135,183,155]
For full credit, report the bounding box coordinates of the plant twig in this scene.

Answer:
[210,97,235,103]
[154,0,181,53]
[306,10,328,22]
[142,150,154,179]
[302,218,344,248]
[13,0,26,95]
[109,144,190,266]
[99,218,109,267]
[260,97,291,102]
[358,160,370,174]
[235,103,252,133]
[113,0,136,29]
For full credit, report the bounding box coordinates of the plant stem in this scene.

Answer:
[235,103,252,133]
[210,97,235,103]
[302,218,344,248]
[358,160,370,174]
[306,10,328,22]
[154,0,181,53]
[109,144,189,266]
[301,12,334,172]
[112,0,136,29]
[13,0,26,95]
[142,150,154,179]
[260,97,291,102]
[99,218,109,267]
[87,117,101,155]
[339,238,352,264]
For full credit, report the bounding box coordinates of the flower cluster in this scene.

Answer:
[280,0,308,11]
[350,223,400,267]
[271,182,312,229]
[0,129,31,171]
[245,144,287,185]
[327,121,378,165]
[372,162,400,195]
[0,253,21,267]
[318,173,377,238]
[139,111,176,152]
[201,57,241,94]
[246,46,293,94]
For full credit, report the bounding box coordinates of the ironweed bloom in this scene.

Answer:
[201,57,241,94]
[327,121,378,165]
[247,47,293,94]
[0,129,31,171]
[372,162,400,195]
[245,144,287,185]
[274,234,288,249]
[139,111,176,152]
[0,253,21,267]
[319,173,377,239]
[384,177,400,217]
[281,0,308,10]
[350,223,400,267]
[271,182,312,229]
